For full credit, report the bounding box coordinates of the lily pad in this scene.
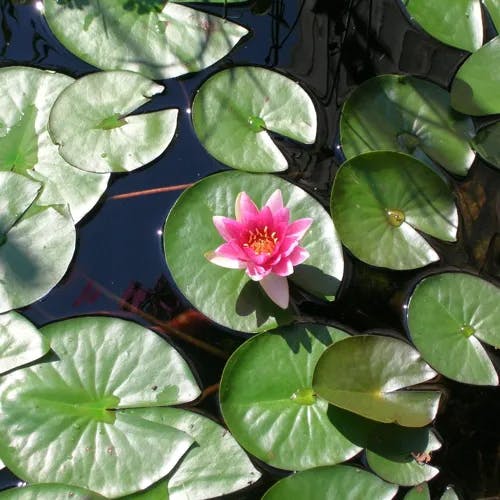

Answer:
[49,71,178,174]
[0,312,49,375]
[0,173,76,313]
[164,171,344,333]
[192,66,317,172]
[340,75,475,176]
[313,335,441,427]
[262,465,398,499]
[0,484,105,499]
[441,486,460,500]
[0,66,109,223]
[0,316,201,497]
[43,1,248,80]
[404,483,431,500]
[451,36,500,115]
[472,121,500,169]
[483,0,500,31]
[366,426,441,485]
[219,324,363,470]
[406,272,500,385]
[331,152,458,270]
[401,0,483,52]
[122,408,261,500]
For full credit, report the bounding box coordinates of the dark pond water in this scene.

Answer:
[0,0,499,498]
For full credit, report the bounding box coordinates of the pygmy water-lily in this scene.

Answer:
[205,190,312,309]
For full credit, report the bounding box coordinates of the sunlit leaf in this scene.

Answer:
[0,484,105,499]
[192,66,317,172]
[407,272,499,385]
[49,71,178,174]
[220,324,363,470]
[262,465,398,499]
[0,312,49,375]
[164,171,344,333]
[340,75,475,176]
[0,316,201,497]
[401,0,483,52]
[331,152,457,270]
[43,1,248,80]
[451,36,500,115]
[0,67,108,223]
[404,483,431,500]
[122,408,261,500]
[313,335,441,427]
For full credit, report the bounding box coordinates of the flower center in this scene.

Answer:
[244,226,278,255]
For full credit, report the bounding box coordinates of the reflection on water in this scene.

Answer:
[0,0,499,497]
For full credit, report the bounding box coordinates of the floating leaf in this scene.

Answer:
[219,324,363,470]
[451,36,500,115]
[43,1,248,80]
[49,71,178,174]
[0,312,49,375]
[407,272,500,385]
[0,174,76,313]
[331,152,457,270]
[313,335,441,427]
[164,171,344,333]
[366,426,441,486]
[340,75,475,176]
[472,121,500,169]
[0,316,201,497]
[0,67,108,223]
[483,0,500,31]
[0,484,105,499]
[404,483,431,500]
[122,408,261,500]
[262,465,398,499]
[401,0,483,52]
[192,66,317,172]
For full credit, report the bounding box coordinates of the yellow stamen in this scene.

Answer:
[245,226,278,255]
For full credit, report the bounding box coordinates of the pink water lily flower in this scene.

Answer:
[205,190,312,309]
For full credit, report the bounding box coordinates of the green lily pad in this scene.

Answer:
[0,66,109,223]
[0,484,105,499]
[49,71,178,174]
[340,75,475,176]
[164,171,344,333]
[262,465,399,499]
[404,483,431,500]
[366,427,441,486]
[472,121,500,169]
[313,335,441,427]
[406,272,500,385]
[43,1,248,80]
[451,36,500,115]
[219,324,363,470]
[0,174,76,313]
[331,152,458,270]
[401,0,483,52]
[192,66,317,172]
[0,316,201,497]
[0,312,49,375]
[121,407,261,499]
[483,0,500,31]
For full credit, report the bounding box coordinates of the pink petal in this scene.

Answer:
[215,241,248,261]
[246,262,269,281]
[235,192,259,222]
[205,251,246,269]
[213,216,244,242]
[272,207,290,229]
[264,189,283,213]
[260,274,289,309]
[272,258,294,276]
[278,236,299,257]
[257,205,273,229]
[286,218,313,239]
[289,246,310,266]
